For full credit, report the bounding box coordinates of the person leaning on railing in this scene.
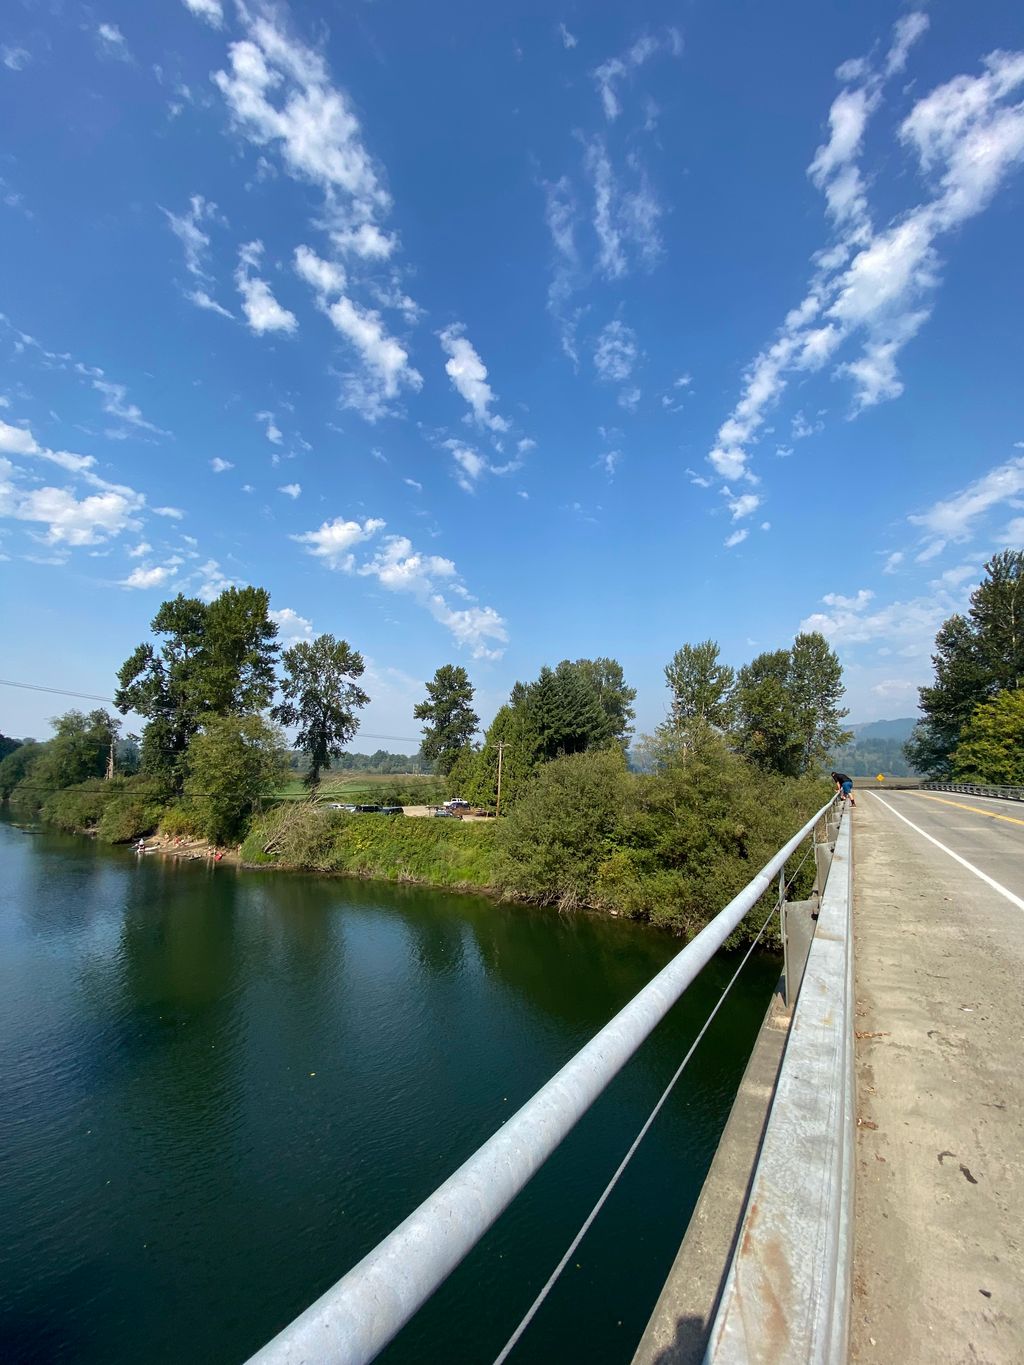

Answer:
[831,770,856,807]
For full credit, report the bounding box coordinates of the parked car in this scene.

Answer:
[433,807,460,818]
[379,806,403,816]
[354,804,381,813]
[445,798,470,809]
[325,803,358,812]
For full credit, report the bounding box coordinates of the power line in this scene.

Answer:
[0,677,422,743]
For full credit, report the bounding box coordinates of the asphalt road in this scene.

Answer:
[849,790,1024,1363]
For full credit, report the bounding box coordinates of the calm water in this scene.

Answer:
[0,815,779,1365]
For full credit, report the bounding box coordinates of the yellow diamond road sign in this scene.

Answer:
[876,773,885,781]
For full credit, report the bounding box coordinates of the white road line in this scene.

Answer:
[872,793,1024,912]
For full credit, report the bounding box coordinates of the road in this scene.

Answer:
[850,789,1024,1364]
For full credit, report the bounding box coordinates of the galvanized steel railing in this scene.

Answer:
[705,808,854,1364]
[246,797,839,1365]
[922,781,1024,802]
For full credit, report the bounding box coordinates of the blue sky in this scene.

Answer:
[1,0,1023,748]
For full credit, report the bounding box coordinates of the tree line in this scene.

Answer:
[905,551,1023,783]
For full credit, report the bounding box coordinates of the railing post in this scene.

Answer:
[780,867,790,1007]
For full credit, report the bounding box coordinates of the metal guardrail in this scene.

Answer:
[705,810,853,1364]
[245,797,838,1365]
[921,782,1024,802]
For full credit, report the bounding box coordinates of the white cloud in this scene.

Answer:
[358,534,508,659]
[885,12,929,78]
[96,23,131,62]
[1002,516,1024,546]
[728,492,761,521]
[235,241,298,336]
[404,477,422,492]
[0,475,144,547]
[213,9,391,241]
[182,0,223,27]
[593,29,682,122]
[559,23,577,51]
[195,558,239,602]
[593,319,638,383]
[127,541,152,558]
[686,467,713,489]
[92,379,167,436]
[187,289,233,319]
[0,419,38,456]
[823,588,874,610]
[583,139,662,280]
[599,450,621,477]
[2,46,30,71]
[871,678,918,699]
[330,224,397,260]
[883,550,903,574]
[724,528,749,548]
[278,482,301,498]
[908,454,1024,557]
[271,606,314,643]
[293,244,347,298]
[153,506,184,520]
[618,386,641,412]
[439,325,508,432]
[703,35,1024,485]
[292,515,385,570]
[256,411,283,445]
[121,563,178,589]
[210,457,234,473]
[445,442,489,493]
[325,295,422,420]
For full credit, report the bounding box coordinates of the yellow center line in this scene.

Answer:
[911,792,1024,827]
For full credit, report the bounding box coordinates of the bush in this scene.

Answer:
[493,749,630,909]
[159,803,206,839]
[242,804,497,888]
[36,775,171,841]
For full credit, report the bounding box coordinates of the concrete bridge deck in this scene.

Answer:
[851,790,1024,1363]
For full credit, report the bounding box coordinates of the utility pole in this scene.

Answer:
[105,735,115,781]
[495,740,505,818]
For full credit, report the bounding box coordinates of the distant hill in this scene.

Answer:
[831,716,920,777]
[847,717,918,742]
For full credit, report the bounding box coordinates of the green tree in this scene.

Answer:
[907,552,1024,776]
[414,664,479,775]
[788,631,851,770]
[115,587,279,786]
[0,734,22,762]
[733,650,804,776]
[950,690,1024,784]
[0,740,42,800]
[273,635,370,788]
[529,665,606,760]
[555,658,636,746]
[184,714,286,844]
[493,748,630,908]
[464,703,539,810]
[664,639,735,732]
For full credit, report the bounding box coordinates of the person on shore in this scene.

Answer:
[831,771,856,807]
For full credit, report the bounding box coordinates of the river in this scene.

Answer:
[0,815,779,1365]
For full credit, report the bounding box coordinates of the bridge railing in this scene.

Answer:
[245,797,840,1365]
[922,781,1024,802]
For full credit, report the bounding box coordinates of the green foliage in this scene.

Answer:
[464,703,538,810]
[0,733,22,761]
[732,634,848,777]
[38,774,171,842]
[829,735,919,778]
[0,740,42,800]
[951,689,1024,783]
[159,803,206,838]
[555,658,636,746]
[908,551,1024,776]
[184,714,287,844]
[273,634,370,787]
[664,639,735,732]
[493,749,631,909]
[414,664,479,775]
[242,805,497,888]
[115,587,279,787]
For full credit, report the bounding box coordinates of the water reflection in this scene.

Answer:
[0,816,778,1365]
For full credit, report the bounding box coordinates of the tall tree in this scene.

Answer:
[273,635,370,788]
[951,690,1024,785]
[414,664,479,775]
[555,658,637,746]
[115,587,279,786]
[732,650,804,777]
[906,552,1024,775]
[664,641,735,732]
[788,631,851,770]
[184,714,286,844]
